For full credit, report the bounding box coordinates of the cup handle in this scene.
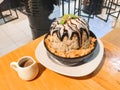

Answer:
[10,62,18,71]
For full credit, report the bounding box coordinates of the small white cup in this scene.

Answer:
[10,56,39,81]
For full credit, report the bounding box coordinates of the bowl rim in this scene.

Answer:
[44,30,98,60]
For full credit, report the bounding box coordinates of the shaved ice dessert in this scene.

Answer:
[44,14,97,59]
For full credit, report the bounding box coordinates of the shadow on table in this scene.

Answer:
[32,53,106,80]
[61,52,106,80]
[31,63,46,80]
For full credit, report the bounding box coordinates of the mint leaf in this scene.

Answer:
[69,14,78,19]
[60,19,65,25]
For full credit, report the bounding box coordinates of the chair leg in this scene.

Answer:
[105,2,112,22]
[106,0,120,21]
[74,0,76,14]
[68,0,70,14]
[78,0,82,16]
[87,14,91,23]
[61,0,64,16]
[9,9,12,15]
[0,12,6,23]
[116,10,120,19]
[14,9,19,19]
[1,9,19,23]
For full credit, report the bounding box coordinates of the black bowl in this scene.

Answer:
[44,31,98,66]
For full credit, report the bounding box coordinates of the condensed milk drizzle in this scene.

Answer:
[50,17,90,48]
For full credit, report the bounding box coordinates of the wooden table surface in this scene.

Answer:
[0,30,120,90]
[101,28,120,47]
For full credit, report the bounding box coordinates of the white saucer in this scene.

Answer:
[35,39,104,77]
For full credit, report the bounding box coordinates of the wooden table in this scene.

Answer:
[0,30,120,90]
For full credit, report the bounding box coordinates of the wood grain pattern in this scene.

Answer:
[102,28,120,47]
[0,32,120,90]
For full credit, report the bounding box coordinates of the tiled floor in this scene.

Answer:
[0,4,120,57]
[0,10,32,56]
[0,5,60,57]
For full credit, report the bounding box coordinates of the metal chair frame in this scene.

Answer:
[106,0,120,20]
[61,0,94,23]
[96,0,120,22]
[0,0,19,23]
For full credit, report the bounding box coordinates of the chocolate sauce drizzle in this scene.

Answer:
[50,17,90,48]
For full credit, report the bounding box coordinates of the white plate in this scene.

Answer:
[35,39,104,77]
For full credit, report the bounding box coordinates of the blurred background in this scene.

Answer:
[0,0,120,56]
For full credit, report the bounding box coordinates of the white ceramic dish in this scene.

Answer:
[35,39,104,77]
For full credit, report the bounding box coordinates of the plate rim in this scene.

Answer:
[35,39,104,77]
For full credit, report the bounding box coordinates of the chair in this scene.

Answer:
[61,0,104,23]
[74,0,94,23]
[0,0,19,23]
[0,9,6,22]
[60,0,94,23]
[106,0,120,21]
[17,0,29,15]
[96,0,120,22]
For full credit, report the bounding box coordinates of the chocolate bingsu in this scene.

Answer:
[44,14,96,58]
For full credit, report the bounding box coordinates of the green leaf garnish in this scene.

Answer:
[60,14,78,25]
[62,14,69,20]
[69,14,78,19]
[60,19,65,25]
